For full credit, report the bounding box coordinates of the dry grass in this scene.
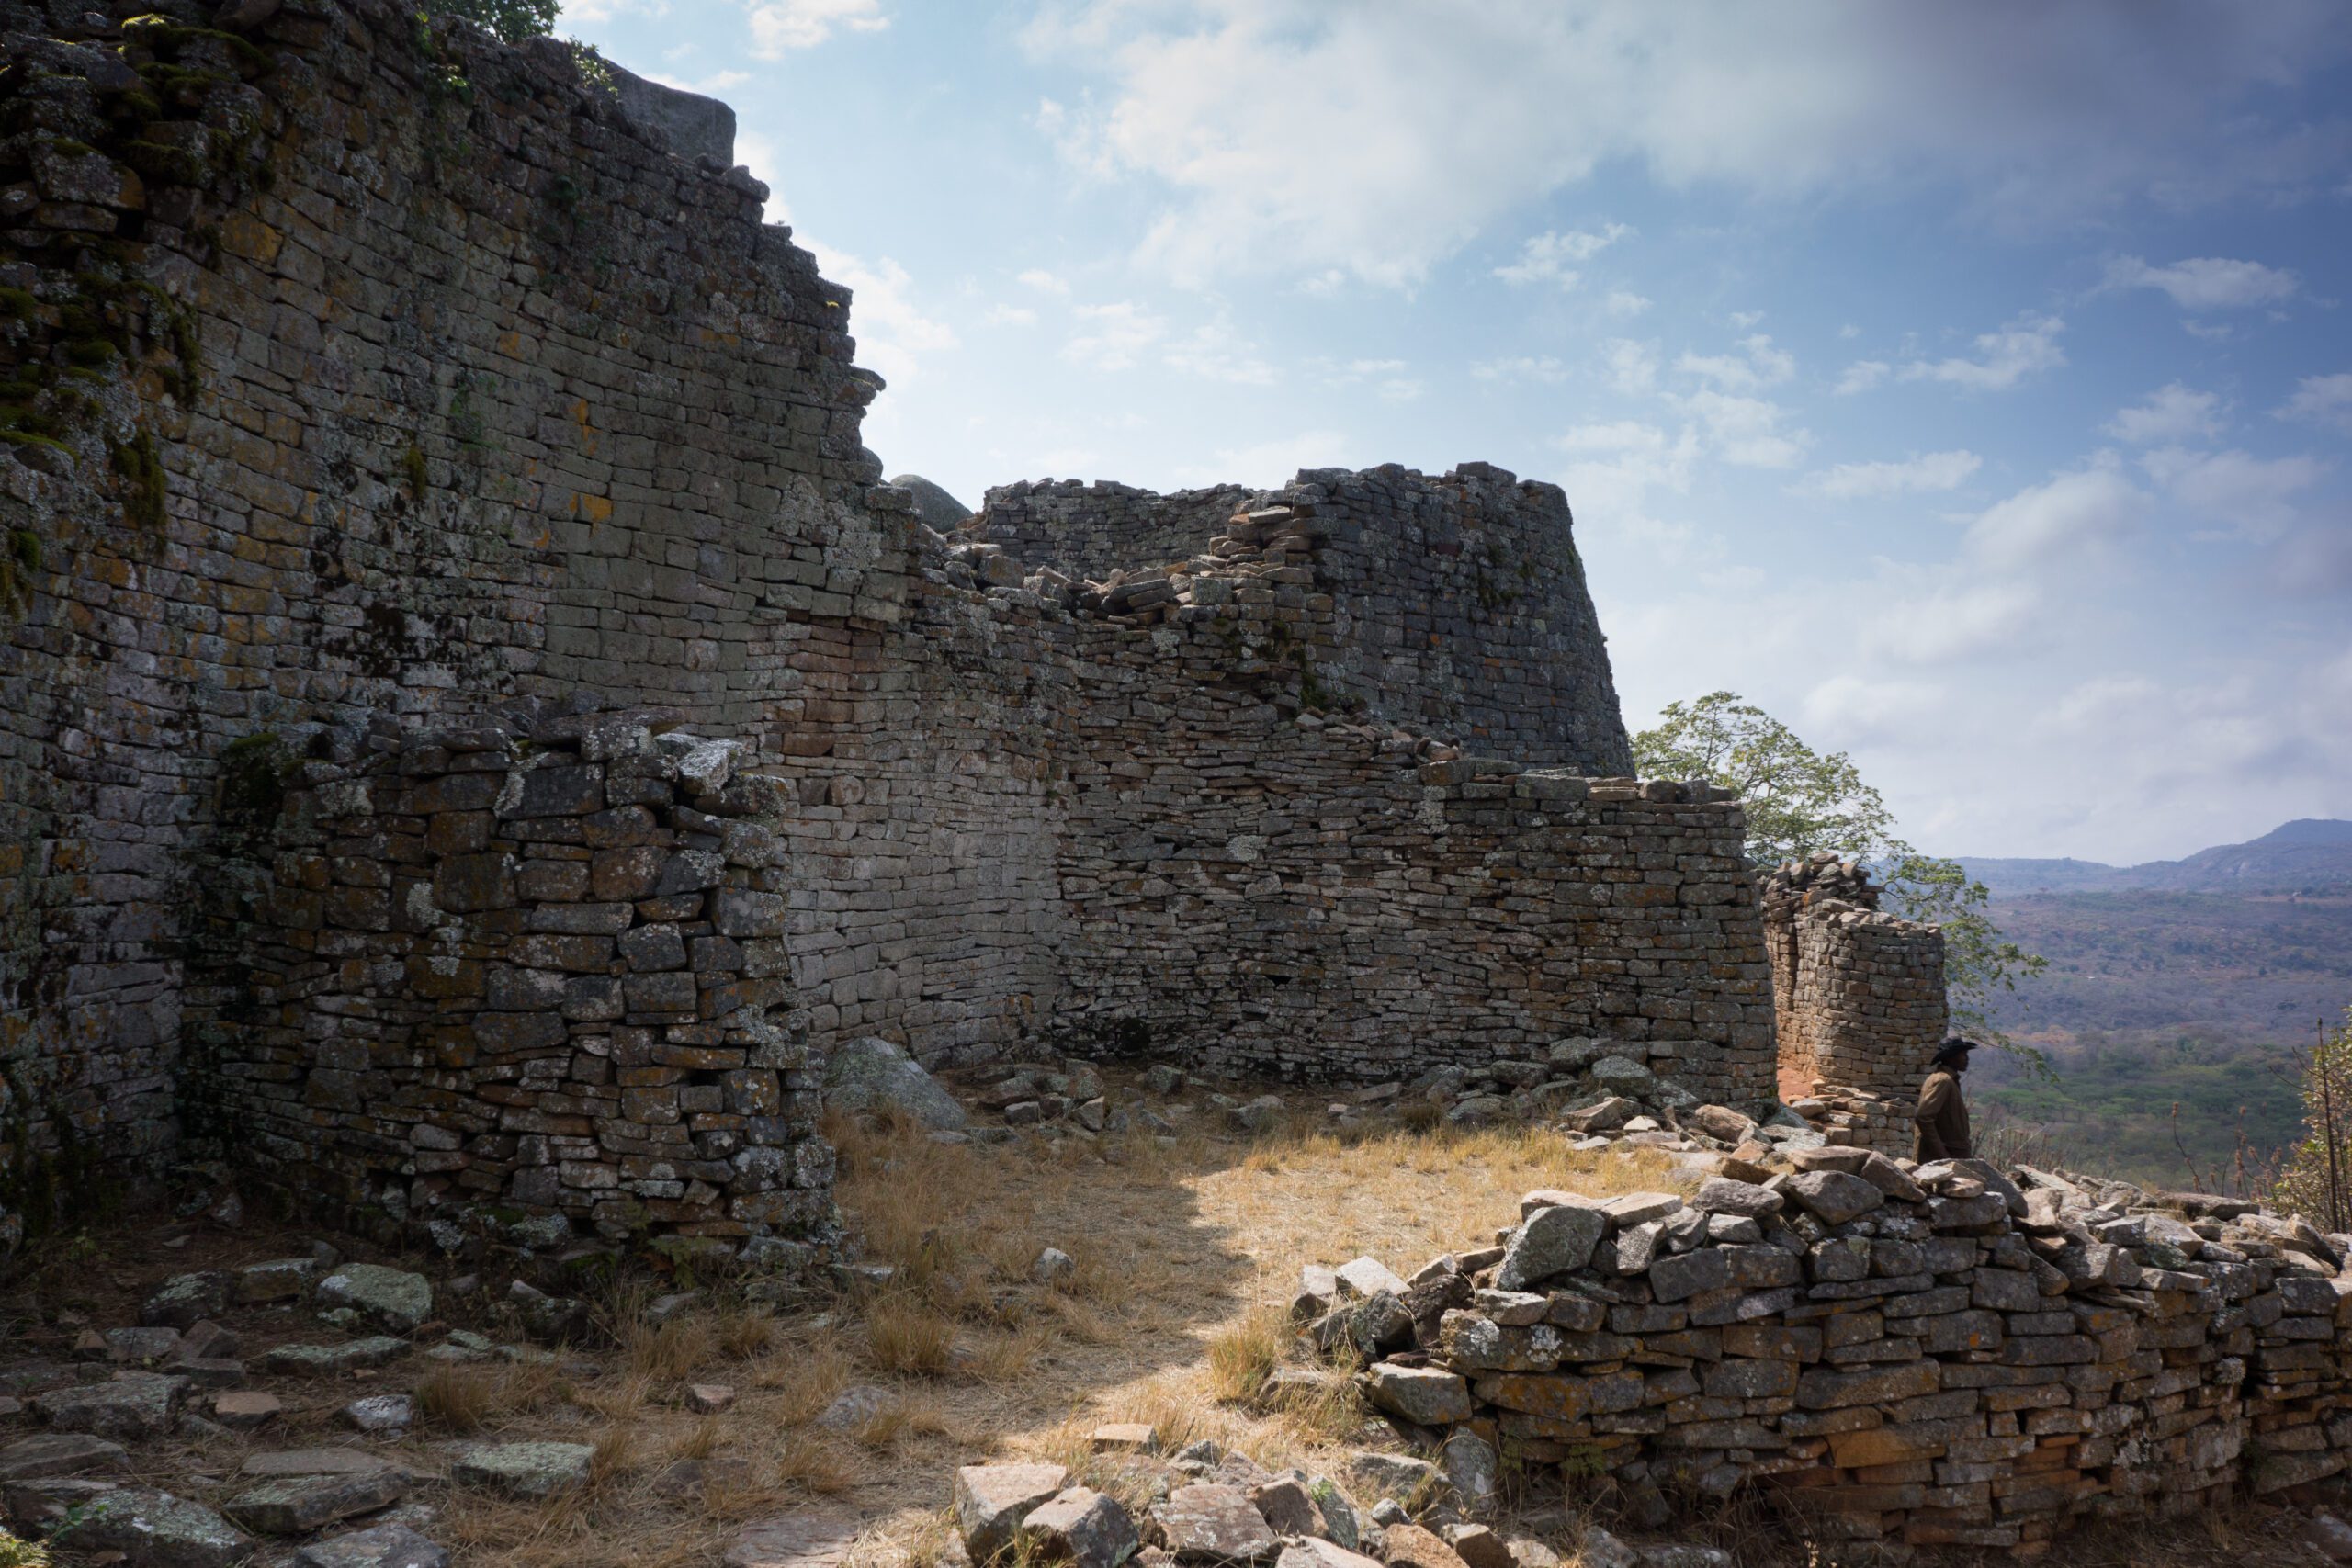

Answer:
[425,1078,1690,1568]
[413,1360,570,1434]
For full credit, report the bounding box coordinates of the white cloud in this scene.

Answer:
[1020,3,2347,286]
[984,304,1038,327]
[2278,373,2352,434]
[1833,360,1890,396]
[1901,313,2065,391]
[1494,223,1631,288]
[1962,457,2144,570]
[1798,450,1981,500]
[749,0,888,56]
[1176,430,1355,488]
[1161,315,1279,385]
[2141,446,2328,537]
[1473,355,1567,384]
[1865,579,2042,662]
[1803,674,1948,741]
[1669,389,1810,468]
[2104,254,2301,310]
[1018,268,1072,296]
[1601,338,1659,396]
[1061,300,1166,371]
[1605,290,1651,318]
[1556,421,1670,455]
[799,241,956,390]
[1319,358,1420,400]
[1676,333,1794,392]
[2104,383,2225,446]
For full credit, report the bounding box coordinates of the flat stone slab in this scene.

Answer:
[32,1371,187,1439]
[1364,1363,1474,1427]
[141,1272,231,1329]
[214,1391,283,1430]
[315,1265,434,1335]
[243,1448,404,1478]
[49,1486,254,1568]
[0,1430,132,1481]
[296,1523,452,1568]
[451,1440,594,1498]
[229,1469,412,1534]
[1151,1483,1278,1563]
[342,1393,414,1433]
[261,1337,412,1374]
[725,1512,863,1568]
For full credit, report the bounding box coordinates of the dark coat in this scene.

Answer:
[1914,1068,1971,1161]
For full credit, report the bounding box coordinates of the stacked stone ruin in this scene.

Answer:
[1306,1155,2352,1556]
[1760,855,1948,1156]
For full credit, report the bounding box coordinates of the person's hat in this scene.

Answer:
[1933,1037,1974,1066]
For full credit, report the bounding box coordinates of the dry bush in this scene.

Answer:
[964,1323,1052,1384]
[774,1432,855,1495]
[867,1295,956,1377]
[667,1419,724,1462]
[617,1312,720,1384]
[1204,1304,1287,1404]
[414,1360,568,1434]
[749,1331,853,1422]
[571,1372,652,1424]
[717,1303,781,1360]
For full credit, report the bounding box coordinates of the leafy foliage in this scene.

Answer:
[425,0,559,42]
[2271,1008,2352,1231]
[1632,690,2047,1054]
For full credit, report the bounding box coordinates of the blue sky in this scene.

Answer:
[562,0,2352,865]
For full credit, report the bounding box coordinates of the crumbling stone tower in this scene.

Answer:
[1760,854,1949,1154]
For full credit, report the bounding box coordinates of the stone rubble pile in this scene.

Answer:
[950,1434,1731,1568]
[1293,1152,2352,1555]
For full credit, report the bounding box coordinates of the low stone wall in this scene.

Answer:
[1312,1152,2352,1556]
[181,705,837,1253]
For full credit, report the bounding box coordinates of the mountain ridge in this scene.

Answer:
[1959,818,2352,897]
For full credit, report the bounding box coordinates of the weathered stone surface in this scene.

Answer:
[295,1522,452,1568]
[824,1037,968,1129]
[1019,1485,1139,1568]
[33,1372,186,1438]
[724,1513,862,1568]
[215,1392,283,1431]
[1496,1203,1606,1291]
[49,1487,254,1568]
[1782,1170,1886,1225]
[1277,1542,1384,1568]
[242,1450,402,1479]
[1151,1483,1277,1562]
[1383,1523,1472,1568]
[316,1266,433,1335]
[1344,1451,1442,1504]
[0,1431,132,1481]
[452,1442,594,1498]
[141,1274,230,1329]
[956,1462,1070,1562]
[341,1394,414,1434]
[1692,1178,1782,1219]
[261,1338,411,1375]
[227,1469,411,1534]
[1363,1363,1474,1427]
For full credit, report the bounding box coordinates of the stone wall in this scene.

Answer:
[1317,1154,2352,1556]
[182,705,835,1249]
[967,478,1255,581]
[1761,857,1946,1155]
[0,0,1784,1254]
[0,0,890,1247]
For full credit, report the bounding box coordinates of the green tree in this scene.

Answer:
[427,0,560,42]
[2271,1010,2352,1230]
[1633,691,2048,1053]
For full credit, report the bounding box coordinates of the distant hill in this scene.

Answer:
[1960,818,2352,897]
[1956,818,2352,1190]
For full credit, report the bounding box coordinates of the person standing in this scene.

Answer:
[1913,1037,1974,1161]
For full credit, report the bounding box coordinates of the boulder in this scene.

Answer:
[1333,1257,1409,1300]
[1344,1451,1443,1505]
[341,1393,413,1433]
[315,1265,434,1335]
[1496,1202,1606,1290]
[1384,1523,1472,1568]
[955,1462,1070,1562]
[1691,1178,1783,1219]
[824,1037,968,1130]
[889,474,977,532]
[1363,1363,1474,1426]
[1279,1544,1384,1568]
[1782,1170,1886,1225]
[49,1487,253,1568]
[141,1272,231,1328]
[1019,1485,1139,1568]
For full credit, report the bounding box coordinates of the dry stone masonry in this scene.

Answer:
[1302,1155,2352,1557]
[1761,856,1947,1156]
